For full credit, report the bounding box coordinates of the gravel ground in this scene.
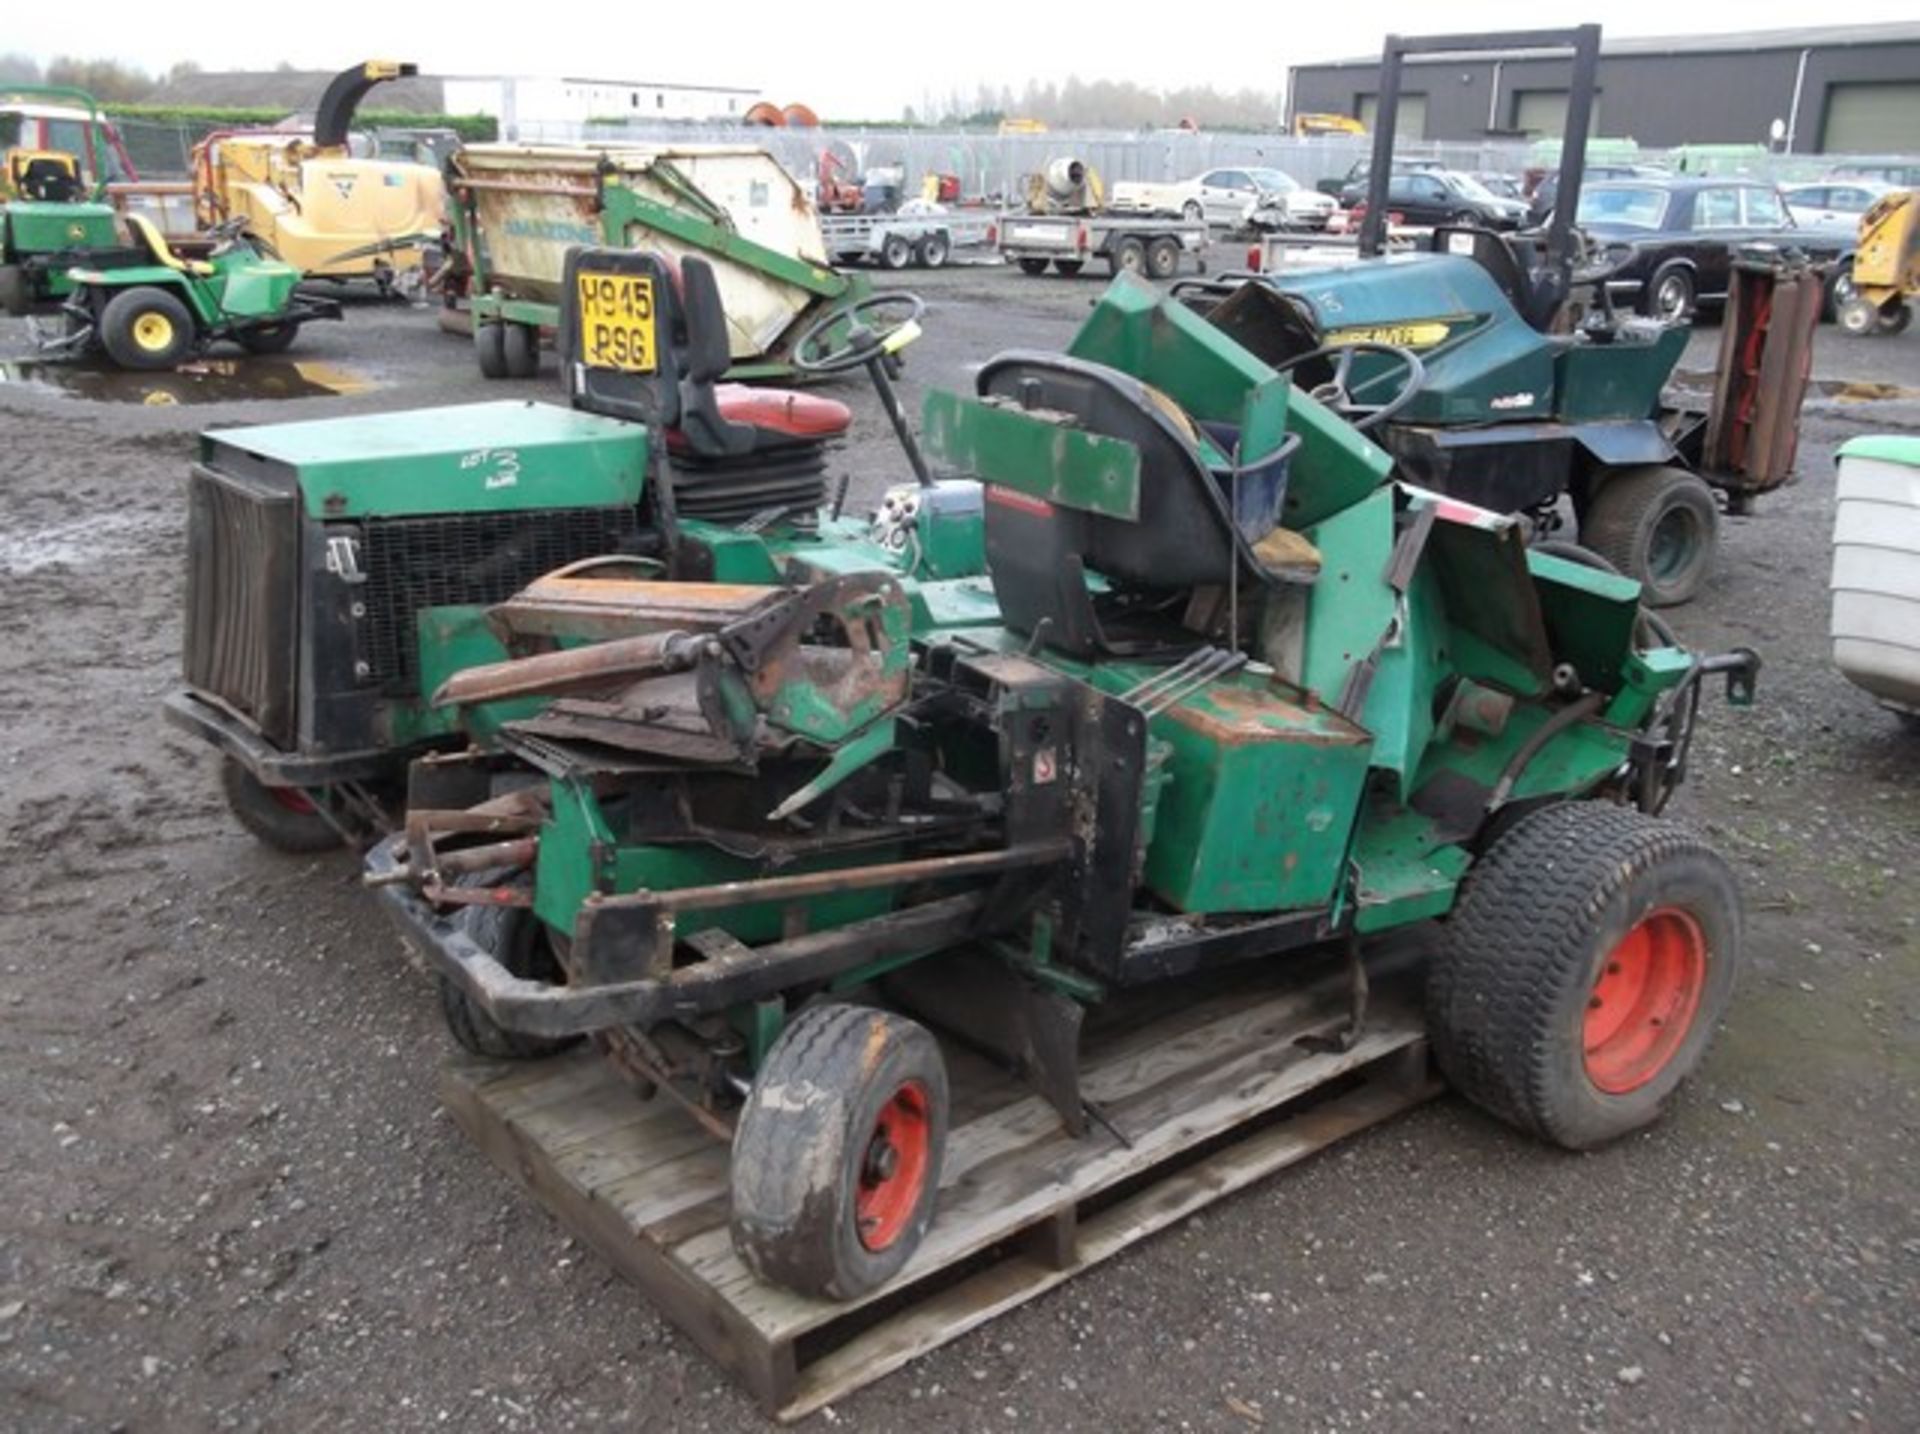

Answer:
[1,250,1916,1432]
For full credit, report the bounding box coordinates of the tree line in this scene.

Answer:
[907,78,1283,131]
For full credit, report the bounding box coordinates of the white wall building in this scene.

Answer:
[443,75,763,138]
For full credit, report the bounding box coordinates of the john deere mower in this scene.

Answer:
[165,244,1756,1301]
[0,84,125,315]
[1184,26,1813,607]
[42,215,343,370]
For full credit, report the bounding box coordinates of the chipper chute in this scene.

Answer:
[361,246,1759,1303]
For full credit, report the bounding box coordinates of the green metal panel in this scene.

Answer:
[409,604,542,745]
[533,777,897,945]
[199,401,648,519]
[1358,561,1451,801]
[1271,254,1560,425]
[1129,669,1373,913]
[216,260,302,319]
[1526,548,1642,692]
[1552,327,1686,421]
[1300,487,1398,710]
[2,200,116,256]
[1412,701,1629,807]
[1348,801,1471,933]
[920,389,1143,520]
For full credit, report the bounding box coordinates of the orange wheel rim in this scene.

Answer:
[855,1079,931,1252]
[267,785,317,815]
[1583,907,1708,1094]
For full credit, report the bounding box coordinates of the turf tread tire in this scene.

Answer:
[219,757,341,854]
[730,1003,948,1300]
[436,885,579,1062]
[1581,465,1718,607]
[100,286,194,370]
[1427,802,1740,1150]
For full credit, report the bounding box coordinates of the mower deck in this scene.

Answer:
[438,950,1438,1420]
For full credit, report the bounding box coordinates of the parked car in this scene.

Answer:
[1112,167,1335,230]
[1527,163,1668,226]
[1474,172,1527,202]
[1781,178,1895,229]
[1324,158,1444,203]
[1353,169,1530,229]
[1234,169,1339,230]
[1576,177,1855,321]
[1827,162,1920,189]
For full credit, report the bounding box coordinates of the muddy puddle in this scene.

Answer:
[1673,367,1920,403]
[0,355,370,405]
[0,510,156,575]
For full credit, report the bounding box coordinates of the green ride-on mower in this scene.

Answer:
[291,246,1756,1302]
[41,214,342,370]
[161,247,964,853]
[1185,25,1808,608]
[0,85,126,316]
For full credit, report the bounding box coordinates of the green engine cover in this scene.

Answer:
[2,199,118,259]
[199,400,649,519]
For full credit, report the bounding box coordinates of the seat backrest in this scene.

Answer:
[977,352,1264,593]
[8,150,82,203]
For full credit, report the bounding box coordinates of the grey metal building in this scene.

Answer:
[1286,23,1920,153]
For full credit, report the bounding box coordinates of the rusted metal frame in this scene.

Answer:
[398,807,545,905]
[592,840,1070,920]
[435,629,712,707]
[1113,906,1337,986]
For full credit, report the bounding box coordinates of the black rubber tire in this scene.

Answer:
[1181,200,1204,223]
[0,263,28,317]
[219,756,342,854]
[1109,238,1147,277]
[1640,262,1695,323]
[1580,465,1719,608]
[1878,302,1912,337]
[1428,802,1741,1150]
[437,883,579,1062]
[916,232,950,269]
[1052,258,1084,276]
[99,286,195,370]
[501,320,539,377]
[1015,257,1050,276]
[731,1003,949,1300]
[474,319,509,379]
[1837,295,1880,336]
[1146,236,1182,280]
[237,322,298,355]
[881,234,914,270]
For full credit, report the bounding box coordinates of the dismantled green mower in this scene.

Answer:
[167,244,1759,1302]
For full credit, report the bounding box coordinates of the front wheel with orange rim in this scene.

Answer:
[219,756,344,854]
[730,1004,949,1300]
[1428,802,1741,1150]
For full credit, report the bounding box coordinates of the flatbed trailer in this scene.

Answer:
[998,210,1207,279]
[820,207,996,270]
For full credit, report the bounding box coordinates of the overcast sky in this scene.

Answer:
[9,4,1915,118]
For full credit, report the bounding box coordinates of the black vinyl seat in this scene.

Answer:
[975,352,1299,655]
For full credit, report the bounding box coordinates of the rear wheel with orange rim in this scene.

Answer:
[1428,802,1741,1149]
[730,1003,949,1300]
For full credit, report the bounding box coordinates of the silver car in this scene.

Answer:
[1203,167,1338,230]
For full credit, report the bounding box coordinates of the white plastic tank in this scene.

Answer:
[1831,435,1920,717]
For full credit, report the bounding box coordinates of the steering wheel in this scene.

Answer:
[792,293,927,375]
[1269,340,1426,432]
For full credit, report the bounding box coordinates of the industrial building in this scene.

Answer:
[1285,22,1920,153]
[440,76,763,136]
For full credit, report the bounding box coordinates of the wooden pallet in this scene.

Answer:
[440,959,1441,1421]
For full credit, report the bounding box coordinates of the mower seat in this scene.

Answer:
[125,213,214,277]
[665,384,851,459]
[976,352,1300,655]
[6,150,83,203]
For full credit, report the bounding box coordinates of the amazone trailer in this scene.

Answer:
[448,143,865,380]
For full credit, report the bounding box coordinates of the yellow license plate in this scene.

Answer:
[575,272,657,373]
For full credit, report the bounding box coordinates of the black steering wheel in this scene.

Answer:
[1269,340,1426,432]
[792,292,927,375]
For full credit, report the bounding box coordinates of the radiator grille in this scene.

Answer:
[184,463,300,747]
[358,507,642,689]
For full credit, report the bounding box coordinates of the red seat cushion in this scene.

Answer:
[711,384,852,440]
